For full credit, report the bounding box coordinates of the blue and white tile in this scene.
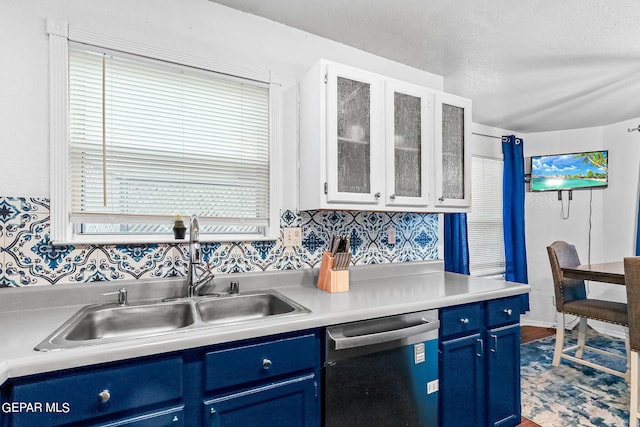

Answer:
[93,244,174,280]
[0,199,442,286]
[1,197,94,285]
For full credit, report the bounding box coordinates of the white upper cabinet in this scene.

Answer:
[385,80,434,208]
[299,59,470,213]
[326,63,385,206]
[434,93,472,209]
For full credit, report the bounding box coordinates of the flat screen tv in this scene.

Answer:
[530,150,608,191]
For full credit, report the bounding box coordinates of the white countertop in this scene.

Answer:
[0,261,529,384]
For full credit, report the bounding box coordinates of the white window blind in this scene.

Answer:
[68,47,270,234]
[468,155,505,277]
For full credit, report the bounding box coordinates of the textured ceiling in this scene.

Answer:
[211,0,640,133]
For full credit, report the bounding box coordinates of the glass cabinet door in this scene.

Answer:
[337,77,371,194]
[385,81,433,207]
[435,93,472,208]
[326,64,384,205]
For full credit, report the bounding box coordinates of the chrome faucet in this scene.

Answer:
[186,215,215,297]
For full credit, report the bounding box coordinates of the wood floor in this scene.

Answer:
[517,326,556,427]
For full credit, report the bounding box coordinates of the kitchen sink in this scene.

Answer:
[35,289,309,351]
[64,302,196,341]
[196,291,309,324]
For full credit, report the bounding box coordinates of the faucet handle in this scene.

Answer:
[102,288,128,306]
[230,281,240,295]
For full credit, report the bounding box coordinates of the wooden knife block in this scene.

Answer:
[317,251,349,293]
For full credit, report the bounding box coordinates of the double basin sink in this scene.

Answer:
[35,290,310,351]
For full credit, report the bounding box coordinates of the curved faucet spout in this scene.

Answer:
[187,215,213,297]
[190,214,199,243]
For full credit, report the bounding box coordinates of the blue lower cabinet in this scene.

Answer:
[203,374,318,427]
[486,324,521,427]
[2,330,321,427]
[6,357,183,427]
[439,333,485,427]
[439,297,522,427]
[202,331,321,427]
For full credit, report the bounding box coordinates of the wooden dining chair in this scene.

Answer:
[547,241,629,379]
[624,257,640,426]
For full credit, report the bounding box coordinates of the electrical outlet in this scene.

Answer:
[387,227,396,245]
[283,227,302,247]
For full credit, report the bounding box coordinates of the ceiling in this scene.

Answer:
[211,0,640,133]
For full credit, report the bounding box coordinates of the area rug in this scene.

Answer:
[520,329,629,426]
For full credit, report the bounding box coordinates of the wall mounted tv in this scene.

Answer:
[530,150,608,191]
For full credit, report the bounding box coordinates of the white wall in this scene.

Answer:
[0,0,443,205]
[521,117,640,336]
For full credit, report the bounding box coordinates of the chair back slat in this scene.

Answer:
[624,257,640,352]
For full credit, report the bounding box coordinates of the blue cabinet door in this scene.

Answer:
[439,332,485,427]
[203,374,319,427]
[486,323,521,427]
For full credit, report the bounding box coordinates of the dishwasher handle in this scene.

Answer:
[327,318,439,351]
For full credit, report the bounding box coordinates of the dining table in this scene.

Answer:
[561,261,625,285]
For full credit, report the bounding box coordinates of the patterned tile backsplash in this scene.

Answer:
[0,197,439,287]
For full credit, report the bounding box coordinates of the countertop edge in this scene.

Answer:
[0,267,530,384]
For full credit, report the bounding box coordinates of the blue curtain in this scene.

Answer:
[443,213,470,275]
[502,135,529,311]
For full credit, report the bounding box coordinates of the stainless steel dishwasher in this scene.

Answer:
[323,310,439,427]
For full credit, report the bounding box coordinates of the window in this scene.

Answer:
[48,21,280,244]
[467,155,505,277]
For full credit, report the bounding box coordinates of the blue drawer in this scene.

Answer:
[97,405,184,427]
[486,296,521,328]
[440,303,483,339]
[10,357,183,427]
[204,333,318,393]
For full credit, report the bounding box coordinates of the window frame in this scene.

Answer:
[47,19,281,244]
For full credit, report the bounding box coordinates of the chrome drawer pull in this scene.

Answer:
[459,318,469,324]
[98,389,110,403]
[491,334,498,353]
[476,338,484,357]
[263,358,272,370]
[503,308,513,316]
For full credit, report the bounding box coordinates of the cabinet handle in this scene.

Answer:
[389,194,396,200]
[262,358,273,370]
[490,334,498,353]
[504,308,513,316]
[209,407,218,427]
[459,318,469,324]
[476,338,484,357]
[172,415,179,425]
[374,192,381,199]
[439,196,445,202]
[98,389,110,403]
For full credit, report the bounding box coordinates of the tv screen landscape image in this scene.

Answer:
[530,150,608,191]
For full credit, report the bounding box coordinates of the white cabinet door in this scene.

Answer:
[434,92,472,209]
[325,63,385,206]
[385,80,434,208]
